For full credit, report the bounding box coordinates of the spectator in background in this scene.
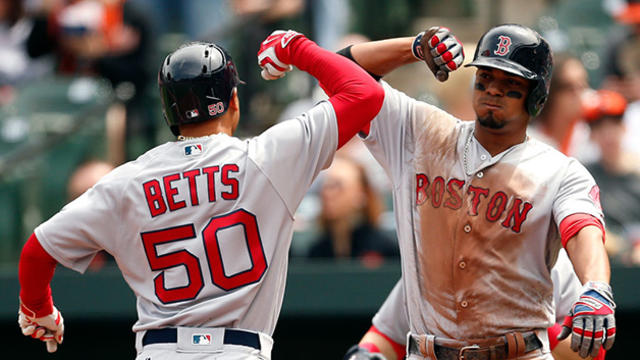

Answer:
[601,0,640,101]
[311,0,350,50]
[307,154,399,267]
[601,0,640,156]
[530,54,595,161]
[582,88,640,265]
[27,0,154,162]
[0,0,54,104]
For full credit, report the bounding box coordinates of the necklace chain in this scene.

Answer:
[462,130,474,176]
[462,130,529,176]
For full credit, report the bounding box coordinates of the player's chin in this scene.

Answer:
[477,112,506,130]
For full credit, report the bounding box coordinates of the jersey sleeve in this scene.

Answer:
[371,279,410,344]
[361,81,416,183]
[553,158,605,228]
[34,175,122,274]
[551,249,582,323]
[248,101,338,214]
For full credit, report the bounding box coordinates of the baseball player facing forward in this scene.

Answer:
[345,250,605,360]
[16,30,385,359]
[329,24,615,360]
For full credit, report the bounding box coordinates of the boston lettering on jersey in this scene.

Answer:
[415,173,532,233]
[143,164,240,217]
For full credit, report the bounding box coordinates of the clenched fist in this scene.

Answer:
[257,29,304,80]
[412,27,465,82]
[18,301,64,353]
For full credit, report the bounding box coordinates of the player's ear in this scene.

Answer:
[228,89,239,111]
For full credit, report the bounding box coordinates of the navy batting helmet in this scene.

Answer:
[158,42,242,136]
[466,24,553,117]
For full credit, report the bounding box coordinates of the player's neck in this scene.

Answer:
[178,113,237,138]
[474,126,528,156]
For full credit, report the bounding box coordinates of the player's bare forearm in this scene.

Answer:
[565,225,610,284]
[350,37,418,77]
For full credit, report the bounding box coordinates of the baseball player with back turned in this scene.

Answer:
[16,30,385,359]
[324,23,615,360]
[345,250,605,360]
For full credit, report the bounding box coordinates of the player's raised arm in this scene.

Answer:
[258,30,384,148]
[340,27,464,81]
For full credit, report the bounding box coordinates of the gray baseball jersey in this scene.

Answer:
[362,81,603,342]
[35,102,338,339]
[372,249,583,344]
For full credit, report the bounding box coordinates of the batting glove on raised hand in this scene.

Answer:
[558,281,615,358]
[257,29,304,80]
[343,345,388,360]
[412,27,464,82]
[18,301,64,353]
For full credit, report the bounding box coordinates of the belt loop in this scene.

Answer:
[514,332,526,357]
[417,335,427,357]
[505,332,527,358]
[425,334,437,359]
[505,333,516,358]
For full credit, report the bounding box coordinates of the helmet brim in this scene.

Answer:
[465,57,538,80]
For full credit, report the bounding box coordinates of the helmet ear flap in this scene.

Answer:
[526,82,548,117]
[161,109,178,136]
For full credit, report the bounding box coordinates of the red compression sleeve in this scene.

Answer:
[559,213,605,248]
[547,323,562,350]
[287,38,384,148]
[367,325,406,360]
[18,233,57,317]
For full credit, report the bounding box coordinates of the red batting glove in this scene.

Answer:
[18,300,64,353]
[412,27,465,71]
[557,281,615,358]
[257,29,304,80]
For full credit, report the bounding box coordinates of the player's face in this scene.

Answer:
[472,68,530,131]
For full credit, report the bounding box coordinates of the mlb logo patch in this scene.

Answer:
[186,109,199,119]
[192,334,212,345]
[184,144,203,156]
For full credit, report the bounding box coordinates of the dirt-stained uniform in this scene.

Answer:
[362,80,603,357]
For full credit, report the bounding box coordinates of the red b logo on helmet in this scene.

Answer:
[494,35,512,56]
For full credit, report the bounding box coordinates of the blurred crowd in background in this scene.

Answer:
[0,0,639,268]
